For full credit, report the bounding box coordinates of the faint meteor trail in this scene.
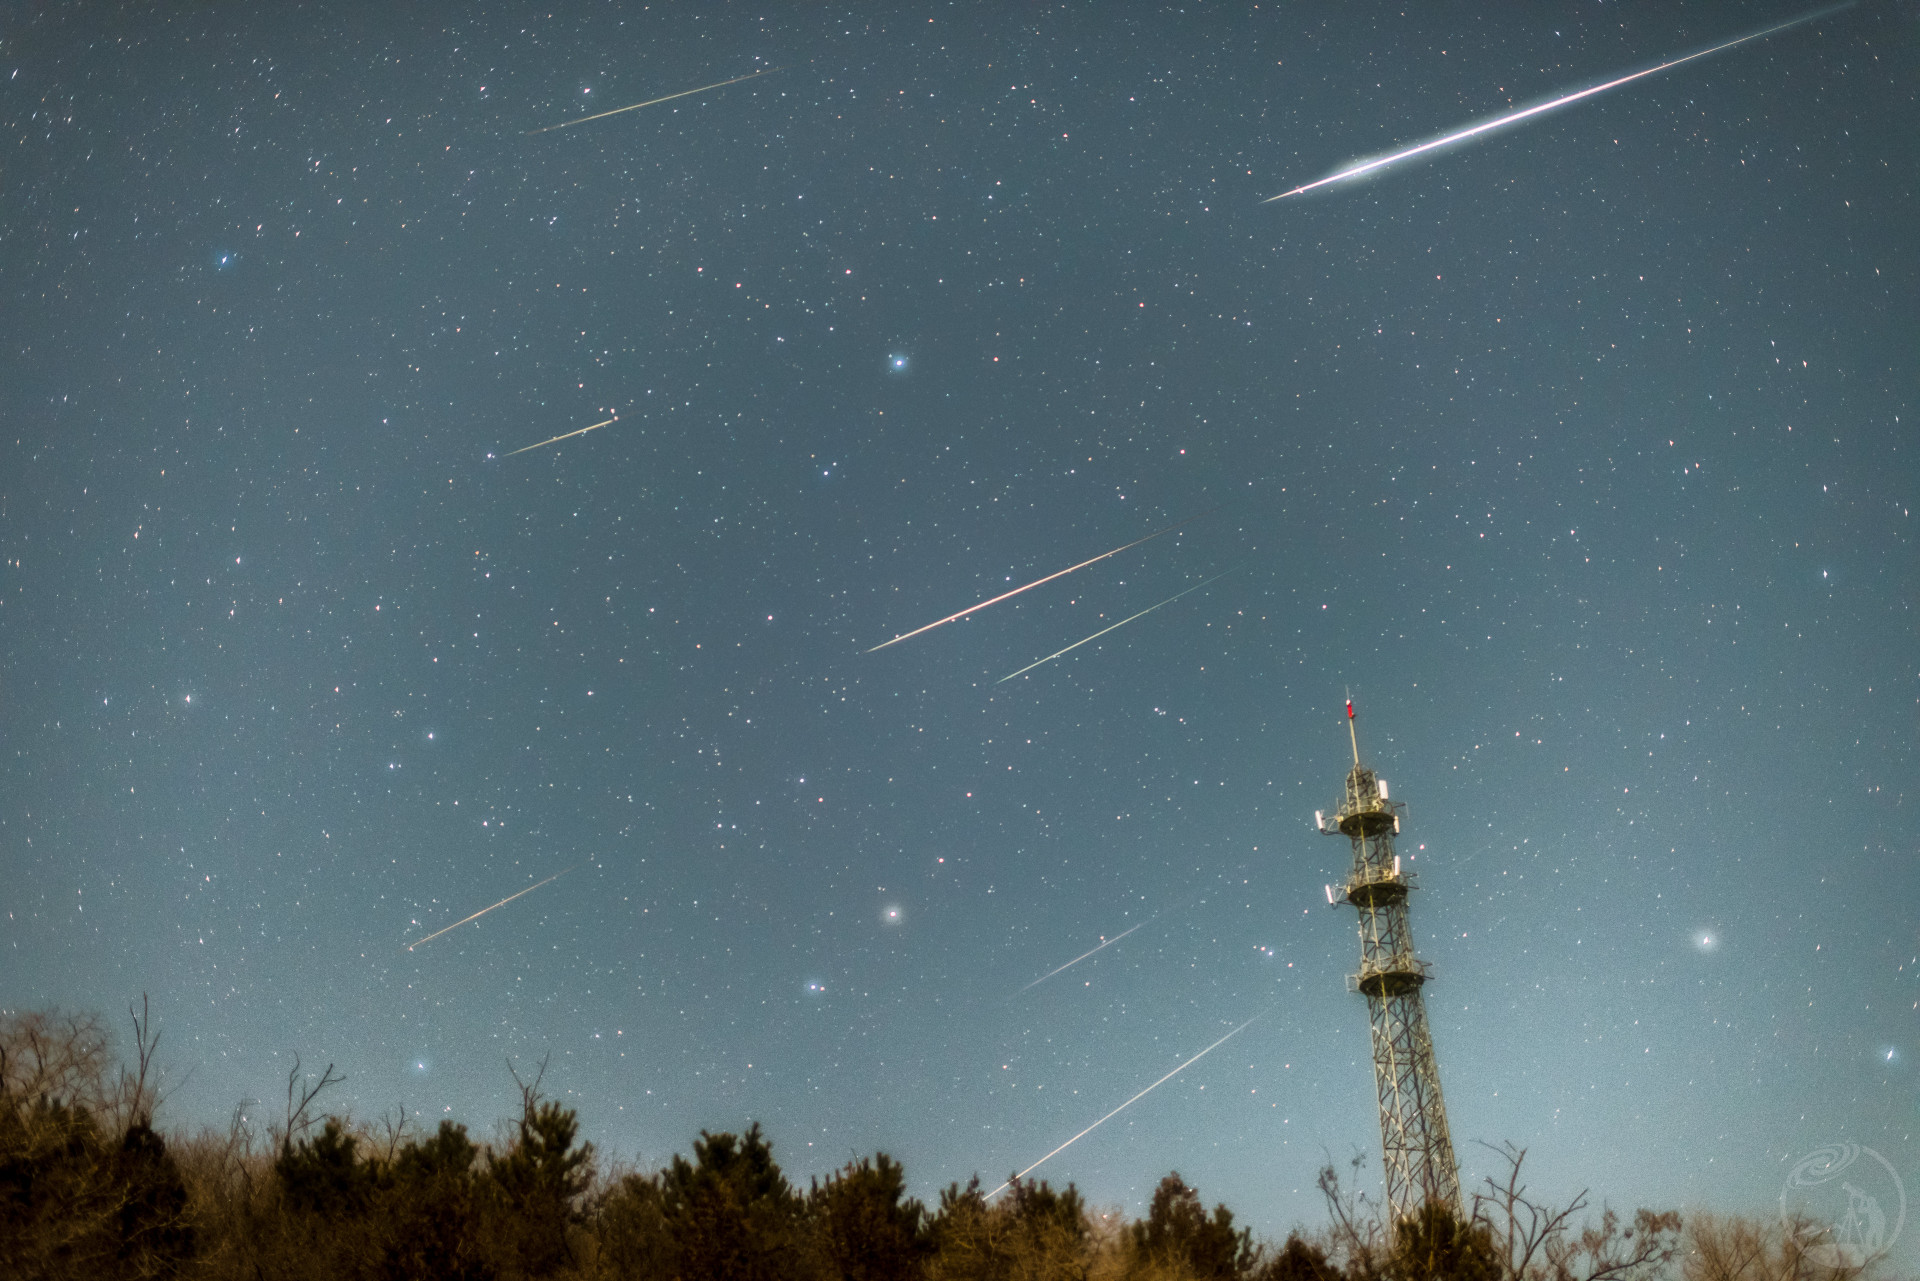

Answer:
[1264,3,1848,202]
[996,565,1240,683]
[986,1011,1266,1198]
[503,417,616,458]
[1017,921,1148,994]
[867,508,1220,653]
[1013,874,1234,996]
[526,68,782,135]
[405,868,572,950]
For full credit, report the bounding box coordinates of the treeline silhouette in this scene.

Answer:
[0,1004,1893,1281]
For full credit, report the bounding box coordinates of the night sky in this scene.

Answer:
[5,0,1915,1255]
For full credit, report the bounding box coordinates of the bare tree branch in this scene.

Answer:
[377,1102,412,1162]
[124,993,159,1128]
[281,1053,344,1146]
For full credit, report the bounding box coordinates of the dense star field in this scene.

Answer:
[4,0,1914,1256]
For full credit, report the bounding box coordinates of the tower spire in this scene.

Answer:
[1318,702,1460,1228]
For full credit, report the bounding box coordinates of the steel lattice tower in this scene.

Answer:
[1317,699,1461,1227]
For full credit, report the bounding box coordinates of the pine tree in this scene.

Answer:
[1131,1173,1256,1279]
[378,1121,492,1281]
[486,1098,594,1276]
[660,1123,812,1281]
[812,1153,931,1281]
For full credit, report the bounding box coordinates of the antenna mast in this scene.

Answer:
[1318,699,1461,1227]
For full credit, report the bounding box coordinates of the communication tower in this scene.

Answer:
[1316,698,1461,1226]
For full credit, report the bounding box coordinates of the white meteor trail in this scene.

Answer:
[866,507,1219,653]
[527,68,781,135]
[1013,875,1235,996]
[406,868,572,950]
[1264,4,1847,202]
[996,565,1240,683]
[503,417,616,457]
[1017,921,1148,994]
[986,1010,1266,1199]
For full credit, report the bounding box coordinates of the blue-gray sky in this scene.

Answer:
[4,0,1913,1258]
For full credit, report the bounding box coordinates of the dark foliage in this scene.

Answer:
[812,1153,932,1281]
[594,1170,675,1279]
[659,1122,811,1281]
[1392,1201,1502,1281]
[0,1079,196,1278]
[376,1121,492,1281]
[1131,1172,1257,1279]
[488,1095,595,1276]
[1259,1234,1345,1281]
[277,1118,374,1219]
[925,1174,1094,1281]
[114,1121,198,1272]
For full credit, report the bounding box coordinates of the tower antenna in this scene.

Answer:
[1346,688,1360,765]
[1317,701,1460,1229]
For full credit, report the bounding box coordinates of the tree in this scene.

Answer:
[592,1170,676,1281]
[276,1118,373,1220]
[660,1123,811,1281]
[1469,1143,1682,1281]
[1130,1173,1257,1280]
[1315,1157,1389,1281]
[1682,1212,1877,1281]
[378,1121,492,1281]
[1391,1201,1501,1281]
[112,1119,197,1275]
[1258,1234,1345,1281]
[926,1175,1093,1281]
[812,1153,931,1281]
[926,1177,1001,1281]
[485,1072,595,1278]
[0,1002,195,1279]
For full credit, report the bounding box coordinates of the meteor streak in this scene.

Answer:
[526,68,782,134]
[1264,4,1847,202]
[867,508,1219,653]
[1016,921,1148,994]
[503,417,616,457]
[986,1011,1265,1199]
[996,565,1239,683]
[1013,875,1233,996]
[405,868,572,950]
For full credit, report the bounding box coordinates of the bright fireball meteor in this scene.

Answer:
[1264,3,1848,202]
[866,507,1219,653]
[502,417,616,458]
[405,868,572,950]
